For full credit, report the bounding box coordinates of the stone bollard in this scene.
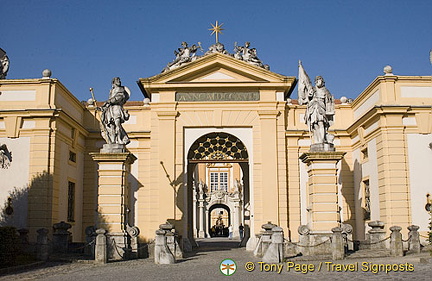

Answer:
[368,221,386,249]
[154,229,175,264]
[166,231,183,259]
[18,228,30,252]
[331,227,344,260]
[36,228,49,261]
[52,221,72,254]
[408,225,421,254]
[126,225,140,259]
[85,226,97,258]
[95,229,108,264]
[297,225,311,256]
[341,223,354,251]
[254,222,276,257]
[263,226,284,263]
[390,226,403,256]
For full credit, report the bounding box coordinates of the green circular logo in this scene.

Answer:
[220,259,237,276]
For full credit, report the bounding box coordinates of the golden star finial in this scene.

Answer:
[209,21,224,43]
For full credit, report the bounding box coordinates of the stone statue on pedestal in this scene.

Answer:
[100,77,130,146]
[298,61,335,151]
[0,48,10,79]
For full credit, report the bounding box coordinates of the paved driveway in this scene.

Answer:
[1,238,431,281]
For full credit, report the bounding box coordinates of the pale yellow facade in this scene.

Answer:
[0,53,431,246]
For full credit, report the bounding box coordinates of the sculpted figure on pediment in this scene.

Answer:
[0,48,9,79]
[205,42,229,55]
[162,42,202,72]
[233,42,269,70]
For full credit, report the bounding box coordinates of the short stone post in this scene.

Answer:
[408,225,421,254]
[341,223,354,251]
[254,222,275,257]
[18,228,29,253]
[36,228,49,261]
[95,228,108,264]
[126,225,140,259]
[331,227,344,260]
[262,226,284,263]
[297,225,311,256]
[390,226,403,257]
[368,221,386,249]
[85,226,97,257]
[52,221,72,253]
[154,229,175,264]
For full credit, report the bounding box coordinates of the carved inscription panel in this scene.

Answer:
[175,91,259,102]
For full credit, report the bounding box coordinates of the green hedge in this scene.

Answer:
[0,226,20,267]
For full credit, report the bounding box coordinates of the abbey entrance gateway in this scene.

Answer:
[0,40,431,253]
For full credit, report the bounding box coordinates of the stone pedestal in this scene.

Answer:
[262,226,284,263]
[52,221,72,253]
[331,227,344,260]
[36,228,49,261]
[90,149,136,260]
[300,152,345,232]
[95,228,107,264]
[408,225,421,253]
[390,226,403,257]
[367,220,386,249]
[154,229,175,264]
[254,222,276,257]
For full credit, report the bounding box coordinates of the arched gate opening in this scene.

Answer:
[186,132,250,244]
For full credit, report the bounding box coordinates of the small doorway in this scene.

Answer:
[209,204,230,237]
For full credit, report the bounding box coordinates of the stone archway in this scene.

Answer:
[186,132,250,243]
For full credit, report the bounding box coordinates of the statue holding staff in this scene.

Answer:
[99,77,131,145]
[298,61,335,151]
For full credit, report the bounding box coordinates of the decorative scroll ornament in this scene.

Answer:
[188,132,248,161]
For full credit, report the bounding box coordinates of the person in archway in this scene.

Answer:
[239,223,244,239]
[228,225,233,240]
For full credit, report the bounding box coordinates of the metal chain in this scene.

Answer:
[361,236,390,245]
[110,238,124,258]
[287,238,331,248]
[71,238,96,250]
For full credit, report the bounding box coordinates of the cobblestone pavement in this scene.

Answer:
[1,238,431,281]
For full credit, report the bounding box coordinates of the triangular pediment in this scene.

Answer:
[142,53,291,84]
[200,71,237,80]
[138,53,296,98]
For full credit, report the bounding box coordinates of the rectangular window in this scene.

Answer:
[67,181,75,222]
[210,172,218,191]
[219,172,228,191]
[69,151,76,163]
[210,172,228,191]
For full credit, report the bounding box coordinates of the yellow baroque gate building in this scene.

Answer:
[0,51,431,249]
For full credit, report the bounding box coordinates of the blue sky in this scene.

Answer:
[2,0,431,101]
